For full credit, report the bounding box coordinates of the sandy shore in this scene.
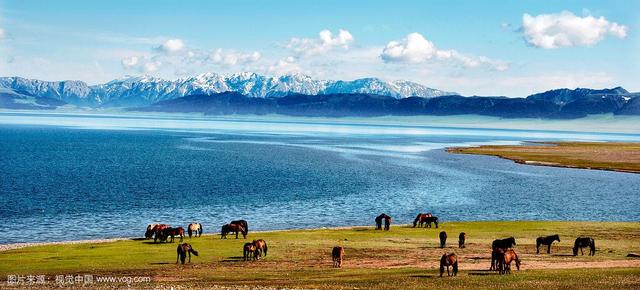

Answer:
[0,237,132,252]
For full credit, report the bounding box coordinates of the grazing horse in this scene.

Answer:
[439,231,448,248]
[231,220,249,236]
[500,249,520,274]
[413,213,433,227]
[573,237,595,256]
[458,232,466,248]
[439,253,458,277]
[176,243,198,264]
[145,224,159,239]
[375,214,391,230]
[162,227,185,243]
[188,223,203,238]
[243,242,257,261]
[253,239,268,259]
[421,216,439,228]
[152,224,171,243]
[491,237,516,270]
[221,224,246,239]
[332,246,345,268]
[536,234,560,254]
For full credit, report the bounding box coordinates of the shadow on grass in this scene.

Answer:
[220,256,246,263]
[553,254,576,257]
[468,270,499,276]
[150,262,172,265]
[409,274,437,278]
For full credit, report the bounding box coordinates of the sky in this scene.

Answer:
[0,0,637,96]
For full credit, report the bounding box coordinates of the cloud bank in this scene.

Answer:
[286,29,353,56]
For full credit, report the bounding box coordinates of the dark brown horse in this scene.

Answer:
[187,223,203,238]
[573,237,595,256]
[243,242,256,261]
[176,243,198,264]
[439,231,447,248]
[231,220,249,235]
[221,224,246,239]
[439,253,458,277]
[536,234,560,254]
[145,224,159,239]
[332,246,345,268]
[500,249,520,274]
[420,216,439,228]
[152,224,171,243]
[458,232,466,248]
[491,237,516,270]
[253,239,268,259]
[375,213,391,230]
[161,227,185,243]
[413,213,433,227]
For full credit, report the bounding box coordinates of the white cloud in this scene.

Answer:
[267,56,301,75]
[157,38,186,54]
[120,55,161,73]
[522,11,628,49]
[208,49,261,66]
[381,33,507,70]
[286,29,354,56]
[121,56,139,69]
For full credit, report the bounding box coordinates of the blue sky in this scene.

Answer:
[0,0,637,96]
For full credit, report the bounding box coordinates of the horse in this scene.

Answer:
[458,232,466,248]
[152,224,171,243]
[439,231,447,248]
[500,249,520,274]
[253,239,268,259]
[221,224,246,239]
[332,246,345,268]
[491,248,505,271]
[573,237,595,256]
[375,213,391,230]
[162,227,185,243]
[145,224,159,239]
[536,234,560,254]
[231,220,249,236]
[176,243,198,264]
[439,253,458,277]
[421,216,439,228]
[188,223,203,238]
[413,213,433,227]
[243,242,257,261]
[490,237,516,270]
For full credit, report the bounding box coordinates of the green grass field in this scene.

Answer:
[1,221,639,289]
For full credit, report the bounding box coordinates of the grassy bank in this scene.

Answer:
[1,221,639,289]
[447,142,640,174]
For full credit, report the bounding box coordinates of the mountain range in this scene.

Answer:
[0,73,638,119]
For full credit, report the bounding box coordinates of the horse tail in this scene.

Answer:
[452,259,458,275]
[439,255,445,277]
[189,248,199,257]
[515,253,521,271]
[591,239,596,255]
[263,242,268,256]
[199,223,203,236]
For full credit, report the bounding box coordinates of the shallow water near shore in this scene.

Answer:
[1,112,640,244]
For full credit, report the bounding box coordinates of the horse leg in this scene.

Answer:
[447,266,450,276]
[235,231,238,239]
[188,251,191,263]
[580,247,584,256]
[180,234,183,242]
[536,243,540,254]
[547,244,551,254]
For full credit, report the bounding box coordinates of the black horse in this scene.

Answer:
[439,231,447,248]
[458,232,466,248]
[573,237,595,256]
[176,243,199,264]
[491,237,516,271]
[536,234,560,254]
[422,216,439,228]
[375,213,391,230]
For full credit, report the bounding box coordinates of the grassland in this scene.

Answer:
[1,221,639,289]
[447,142,640,174]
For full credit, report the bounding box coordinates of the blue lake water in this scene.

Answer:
[1,112,639,244]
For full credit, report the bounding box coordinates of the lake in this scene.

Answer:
[1,112,639,244]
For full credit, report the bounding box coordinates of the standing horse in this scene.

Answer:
[162,227,185,243]
[413,213,433,227]
[221,224,246,239]
[573,237,595,256]
[152,224,171,243]
[253,239,268,259]
[176,243,198,264]
[375,214,391,230]
[243,242,256,261]
[439,253,458,277]
[439,231,448,248]
[491,237,516,270]
[421,216,439,228]
[188,223,203,238]
[458,232,466,248]
[332,246,345,268]
[145,224,159,239]
[536,234,560,254]
[500,249,520,274]
[231,220,249,236]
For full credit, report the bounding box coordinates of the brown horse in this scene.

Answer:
[188,223,203,238]
[231,220,249,235]
[332,246,345,268]
[439,253,458,277]
[439,231,447,248]
[458,232,466,248]
[500,249,520,274]
[573,237,595,256]
[176,243,198,264]
[221,224,246,239]
[253,239,268,259]
[536,234,560,254]
[413,213,433,227]
[243,242,257,261]
[161,227,185,243]
[152,224,171,243]
[490,237,516,270]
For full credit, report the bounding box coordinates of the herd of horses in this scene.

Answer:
[144,213,599,276]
